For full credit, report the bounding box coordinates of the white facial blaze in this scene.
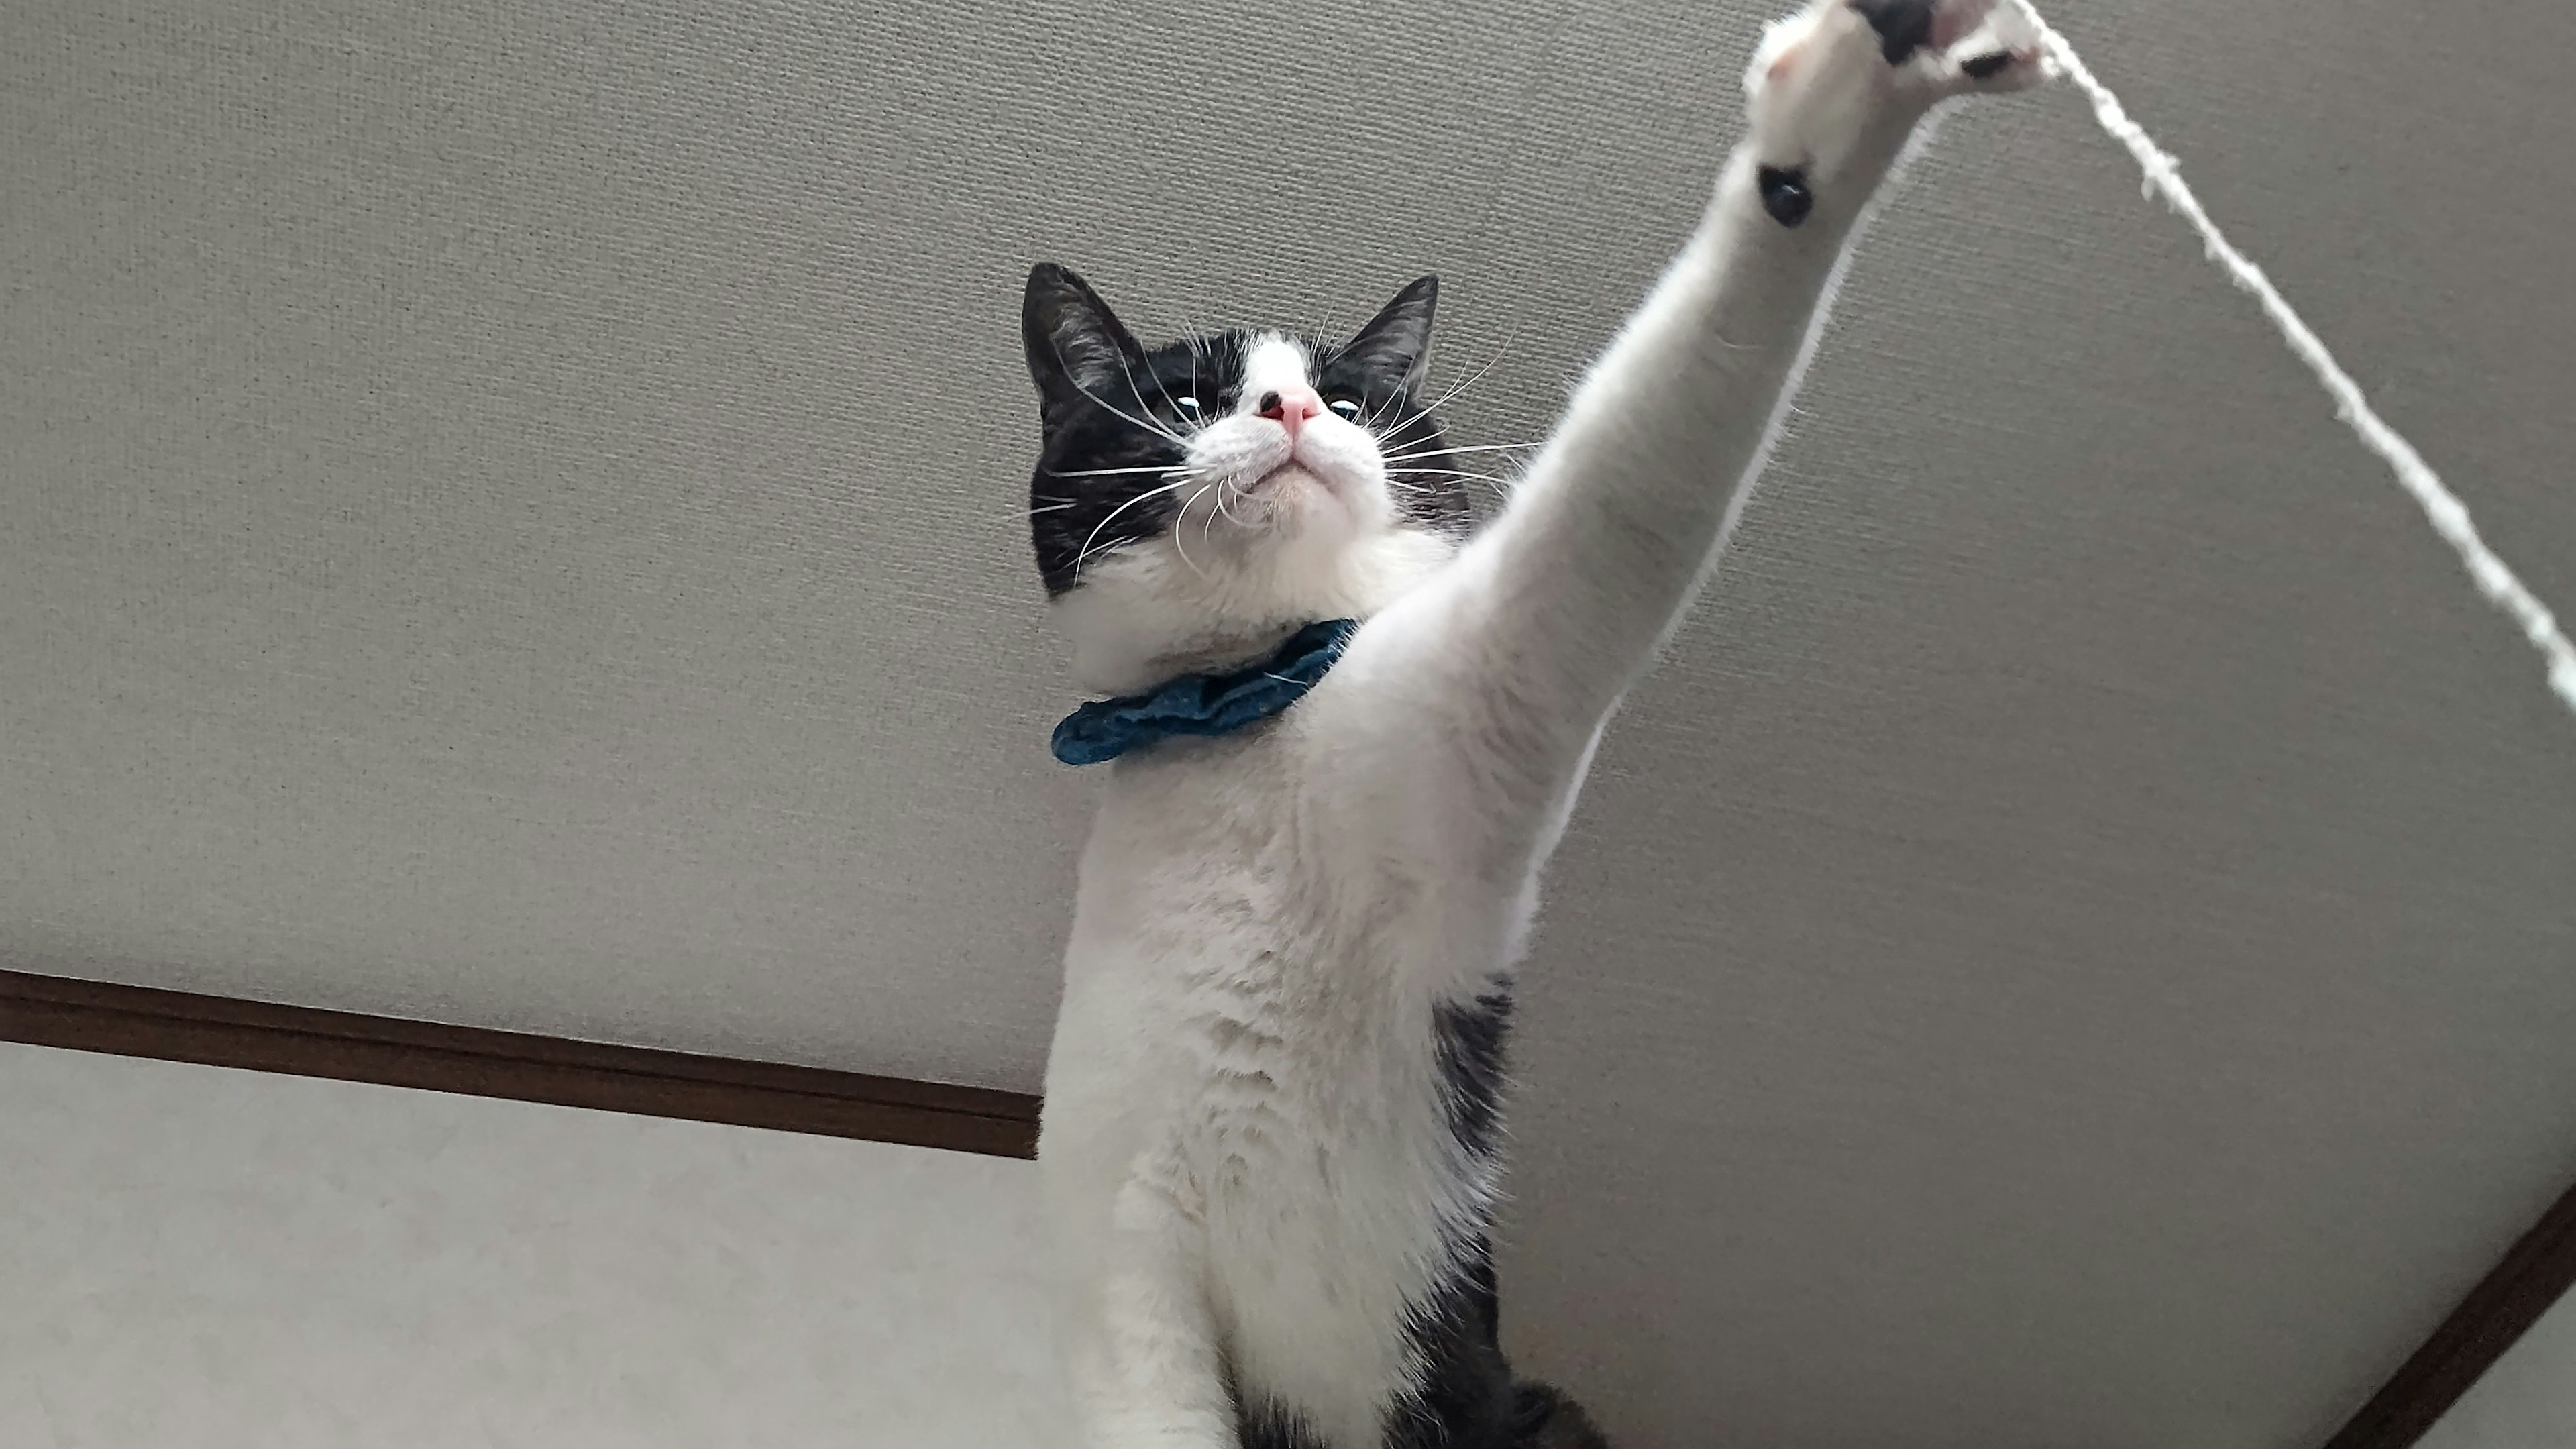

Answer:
[1236,334,1312,419]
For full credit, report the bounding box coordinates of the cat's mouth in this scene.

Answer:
[1249,462,1318,492]
[1248,460,1348,501]
[1240,463,1357,527]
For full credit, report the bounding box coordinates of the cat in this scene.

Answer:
[1020,3,2041,1445]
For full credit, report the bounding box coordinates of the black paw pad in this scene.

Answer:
[1960,49,2016,79]
[1849,0,1935,64]
[1758,165,1814,228]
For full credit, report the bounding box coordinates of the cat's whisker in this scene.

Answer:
[1381,443,1543,463]
[1387,466,1517,497]
[1392,478,1514,495]
[1071,473,1201,582]
[1214,480,1253,531]
[1117,347,1195,439]
[1201,479,1238,555]
[1387,460,1526,478]
[1053,337,1191,449]
[963,498,1097,538]
[1047,464,1191,478]
[1169,480,1220,580]
[1376,323,1519,441]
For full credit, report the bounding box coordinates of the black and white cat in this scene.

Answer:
[1022,3,2041,1445]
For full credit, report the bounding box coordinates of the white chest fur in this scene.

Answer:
[1041,713,1533,1448]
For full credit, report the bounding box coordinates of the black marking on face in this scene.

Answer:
[1022,267,1477,597]
[1023,262,1253,596]
[1320,275,1477,541]
[1758,164,1815,228]
[1849,0,1936,64]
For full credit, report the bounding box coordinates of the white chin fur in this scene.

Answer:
[1052,519,1457,696]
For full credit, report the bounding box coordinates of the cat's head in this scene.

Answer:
[1022,264,1474,694]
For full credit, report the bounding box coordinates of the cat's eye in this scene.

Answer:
[1326,396,1364,421]
[1171,394,1201,415]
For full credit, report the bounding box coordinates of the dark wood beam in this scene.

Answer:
[2318,1174,2576,1449]
[0,968,1040,1159]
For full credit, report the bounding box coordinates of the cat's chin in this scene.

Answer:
[1051,523,1459,696]
[1246,462,1350,517]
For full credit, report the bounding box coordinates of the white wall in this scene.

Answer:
[2417,1288,2576,1449]
[0,1044,1069,1449]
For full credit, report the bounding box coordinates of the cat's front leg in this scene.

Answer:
[1326,0,2040,857]
[1051,1169,1238,1448]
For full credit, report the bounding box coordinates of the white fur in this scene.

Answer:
[1037,5,2039,1444]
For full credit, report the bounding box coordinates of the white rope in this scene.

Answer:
[2013,2,2576,720]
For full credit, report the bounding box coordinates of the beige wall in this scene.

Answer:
[7,0,2575,1444]
[0,1045,1067,1448]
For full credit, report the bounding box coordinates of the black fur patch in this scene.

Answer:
[1022,265,1238,596]
[1757,165,1814,229]
[1383,990,1519,1449]
[1372,989,1611,1448]
[1240,1401,1330,1449]
[1388,1232,1519,1449]
[1319,277,1477,541]
[1434,988,1515,1161]
[1960,48,2015,79]
[1849,0,1935,64]
[1022,264,1476,597]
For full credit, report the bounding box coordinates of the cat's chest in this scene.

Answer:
[1069,736,1534,1098]
[1081,729,1503,946]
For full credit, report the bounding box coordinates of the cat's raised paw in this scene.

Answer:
[1742,0,2045,224]
[1851,0,2043,84]
[1848,0,1937,64]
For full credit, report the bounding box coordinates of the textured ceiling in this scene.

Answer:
[6,0,2576,1446]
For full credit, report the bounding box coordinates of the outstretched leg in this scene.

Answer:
[1324,0,2044,871]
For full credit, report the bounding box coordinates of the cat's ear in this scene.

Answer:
[1024,264,1144,420]
[1336,274,1439,391]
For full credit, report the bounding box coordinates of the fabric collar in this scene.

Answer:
[1051,619,1361,767]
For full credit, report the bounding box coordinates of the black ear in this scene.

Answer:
[1024,264,1144,420]
[1336,274,1438,390]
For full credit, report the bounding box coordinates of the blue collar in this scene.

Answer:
[1051,620,1361,767]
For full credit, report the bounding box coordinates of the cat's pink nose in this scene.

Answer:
[1256,384,1324,443]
